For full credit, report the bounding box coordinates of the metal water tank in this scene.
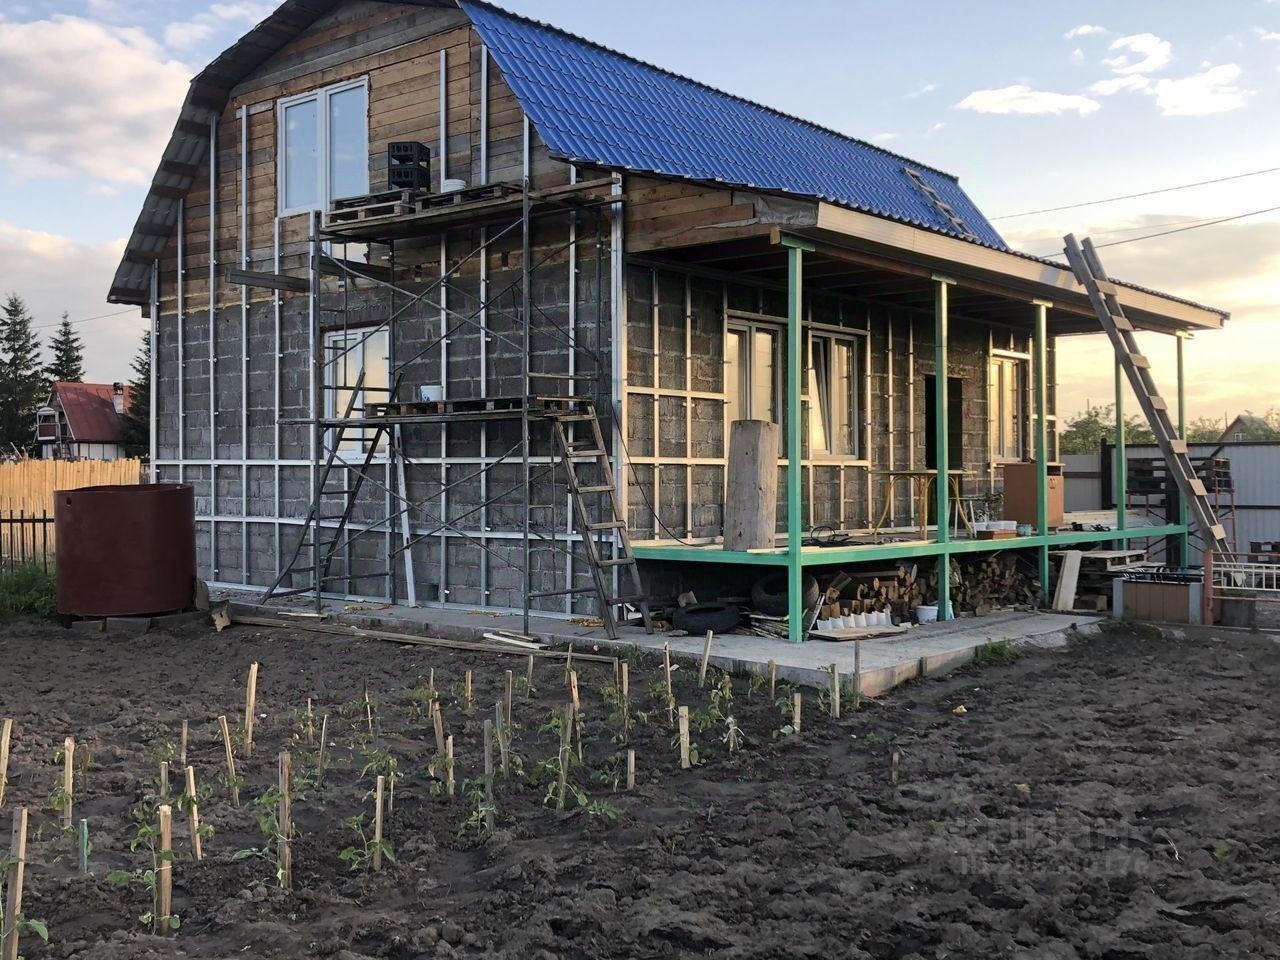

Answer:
[55,483,196,617]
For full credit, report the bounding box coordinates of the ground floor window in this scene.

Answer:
[324,327,389,454]
[725,322,780,427]
[989,354,1027,461]
[808,333,860,458]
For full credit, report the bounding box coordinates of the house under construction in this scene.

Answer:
[109,0,1229,642]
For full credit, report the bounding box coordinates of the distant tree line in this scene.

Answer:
[1059,403,1280,455]
[0,293,149,458]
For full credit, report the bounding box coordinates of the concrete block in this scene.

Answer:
[70,618,104,634]
[104,616,153,634]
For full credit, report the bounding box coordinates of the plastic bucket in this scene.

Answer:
[916,604,939,623]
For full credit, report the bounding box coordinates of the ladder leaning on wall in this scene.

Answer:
[1062,234,1231,557]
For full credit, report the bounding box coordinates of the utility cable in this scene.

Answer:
[1025,203,1280,258]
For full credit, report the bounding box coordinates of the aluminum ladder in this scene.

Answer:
[1063,234,1230,555]
[532,400,654,639]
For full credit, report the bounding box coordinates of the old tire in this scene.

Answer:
[672,602,743,634]
[751,573,819,617]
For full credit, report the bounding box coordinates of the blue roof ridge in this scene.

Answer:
[458,0,964,185]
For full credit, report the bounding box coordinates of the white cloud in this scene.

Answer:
[956,84,1100,116]
[1065,24,1107,39]
[904,82,938,99]
[1089,75,1152,95]
[1070,47,1085,64]
[1151,63,1250,115]
[872,132,899,142]
[0,220,145,383]
[1262,31,1280,41]
[209,2,275,22]
[0,16,189,185]
[925,122,946,136]
[161,1,274,53]
[1104,33,1173,74]
[163,20,214,50]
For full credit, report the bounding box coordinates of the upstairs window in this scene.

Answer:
[279,79,369,215]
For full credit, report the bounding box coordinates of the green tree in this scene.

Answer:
[45,313,85,382]
[1186,417,1227,443]
[119,329,151,459]
[1058,403,1155,455]
[0,293,47,454]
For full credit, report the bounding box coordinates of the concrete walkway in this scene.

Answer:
[222,588,1102,698]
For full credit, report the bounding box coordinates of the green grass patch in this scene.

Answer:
[0,563,58,620]
[974,639,1018,664]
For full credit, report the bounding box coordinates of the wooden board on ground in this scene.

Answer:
[810,624,910,642]
[1052,551,1083,611]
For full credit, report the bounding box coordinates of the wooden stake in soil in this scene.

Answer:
[0,719,11,808]
[678,706,691,770]
[277,752,292,889]
[444,735,455,799]
[180,720,188,767]
[556,703,572,812]
[699,631,714,686]
[768,660,777,700]
[317,714,329,786]
[431,701,446,757]
[464,670,473,711]
[626,749,636,791]
[61,737,75,827]
[184,766,203,861]
[792,693,802,735]
[504,669,514,727]
[564,644,574,683]
[363,685,374,736]
[78,818,89,877]
[244,662,259,758]
[569,671,581,713]
[217,715,240,806]
[372,775,385,871]
[2,806,29,960]
[159,761,169,798]
[525,654,535,697]
[305,699,314,744]
[482,719,496,833]
[156,804,173,934]
[853,638,863,709]
[494,703,509,776]
[663,643,674,725]
[890,750,900,786]
[620,662,631,739]
[829,665,841,720]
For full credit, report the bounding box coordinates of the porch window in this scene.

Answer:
[324,327,389,454]
[808,334,860,457]
[725,323,780,426]
[279,79,369,215]
[989,355,1027,461]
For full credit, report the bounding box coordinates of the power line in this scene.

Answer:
[30,307,137,332]
[991,165,1280,220]
[1025,203,1280,258]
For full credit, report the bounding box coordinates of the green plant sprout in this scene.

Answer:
[107,823,180,933]
[338,812,395,871]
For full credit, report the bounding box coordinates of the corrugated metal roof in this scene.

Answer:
[462,0,1007,249]
[50,382,133,443]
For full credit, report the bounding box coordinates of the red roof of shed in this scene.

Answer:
[49,382,133,443]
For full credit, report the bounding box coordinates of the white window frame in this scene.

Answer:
[277,77,370,217]
[807,329,865,461]
[989,351,1029,463]
[725,317,783,434]
[323,326,389,457]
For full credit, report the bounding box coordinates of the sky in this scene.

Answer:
[1,0,1277,424]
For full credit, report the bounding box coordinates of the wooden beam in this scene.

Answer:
[225,267,309,293]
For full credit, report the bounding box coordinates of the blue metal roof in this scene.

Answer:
[462,1,1007,250]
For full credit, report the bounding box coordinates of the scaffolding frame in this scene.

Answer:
[265,175,638,634]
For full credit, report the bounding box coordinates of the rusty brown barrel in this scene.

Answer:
[55,483,196,617]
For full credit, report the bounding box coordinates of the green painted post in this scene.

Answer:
[1033,303,1050,603]
[1115,361,1127,532]
[934,279,951,620]
[783,239,810,642]
[1176,333,1189,564]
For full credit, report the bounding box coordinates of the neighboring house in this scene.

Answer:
[1219,414,1276,443]
[107,0,1227,639]
[35,382,133,461]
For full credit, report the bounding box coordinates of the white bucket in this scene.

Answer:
[916,604,939,624]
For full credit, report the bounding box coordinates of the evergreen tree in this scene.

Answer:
[119,328,151,460]
[0,294,46,454]
[45,313,85,382]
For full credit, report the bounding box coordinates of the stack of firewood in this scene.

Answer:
[920,554,1041,616]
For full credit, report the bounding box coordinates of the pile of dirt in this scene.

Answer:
[1,617,1278,958]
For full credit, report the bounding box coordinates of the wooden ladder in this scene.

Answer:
[536,400,654,639]
[1063,234,1230,556]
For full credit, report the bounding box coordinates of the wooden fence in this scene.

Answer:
[0,510,54,573]
[0,457,144,514]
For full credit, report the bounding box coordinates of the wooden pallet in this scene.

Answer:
[324,182,524,228]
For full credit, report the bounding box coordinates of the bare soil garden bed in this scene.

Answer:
[1,617,1278,959]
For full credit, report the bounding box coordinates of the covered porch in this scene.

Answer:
[627,205,1224,641]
